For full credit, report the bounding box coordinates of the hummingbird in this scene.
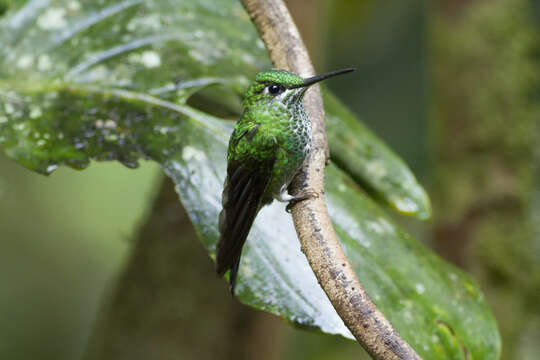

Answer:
[216,68,355,293]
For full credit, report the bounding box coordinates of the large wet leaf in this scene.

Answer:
[0,0,430,218]
[0,1,499,359]
[324,91,431,219]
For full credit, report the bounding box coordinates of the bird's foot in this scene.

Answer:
[286,190,319,213]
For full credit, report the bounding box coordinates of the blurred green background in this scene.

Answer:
[0,155,161,359]
[1,0,538,359]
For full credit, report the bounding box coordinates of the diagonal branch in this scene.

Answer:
[239,1,423,359]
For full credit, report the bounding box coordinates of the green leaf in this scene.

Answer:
[0,1,430,216]
[325,167,499,358]
[0,1,499,359]
[325,91,431,219]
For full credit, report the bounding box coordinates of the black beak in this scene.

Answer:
[297,67,355,88]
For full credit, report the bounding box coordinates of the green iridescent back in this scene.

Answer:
[228,69,312,204]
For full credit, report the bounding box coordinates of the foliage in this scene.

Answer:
[0,1,499,358]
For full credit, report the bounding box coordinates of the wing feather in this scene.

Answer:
[216,156,274,292]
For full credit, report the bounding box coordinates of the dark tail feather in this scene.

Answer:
[216,187,261,293]
[215,159,274,295]
[229,258,241,295]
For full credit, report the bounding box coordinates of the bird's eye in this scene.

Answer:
[268,84,283,95]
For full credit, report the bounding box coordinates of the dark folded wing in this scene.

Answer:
[216,157,274,289]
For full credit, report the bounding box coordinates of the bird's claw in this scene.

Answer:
[286,190,318,213]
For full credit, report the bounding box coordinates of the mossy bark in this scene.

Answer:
[430,0,540,357]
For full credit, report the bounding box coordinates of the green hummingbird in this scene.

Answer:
[216,68,355,292]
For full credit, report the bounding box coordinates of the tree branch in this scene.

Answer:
[239,1,422,359]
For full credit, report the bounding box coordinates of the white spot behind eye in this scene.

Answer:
[264,84,286,96]
[263,86,276,95]
[264,87,293,103]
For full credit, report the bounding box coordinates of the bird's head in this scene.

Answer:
[243,68,355,110]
